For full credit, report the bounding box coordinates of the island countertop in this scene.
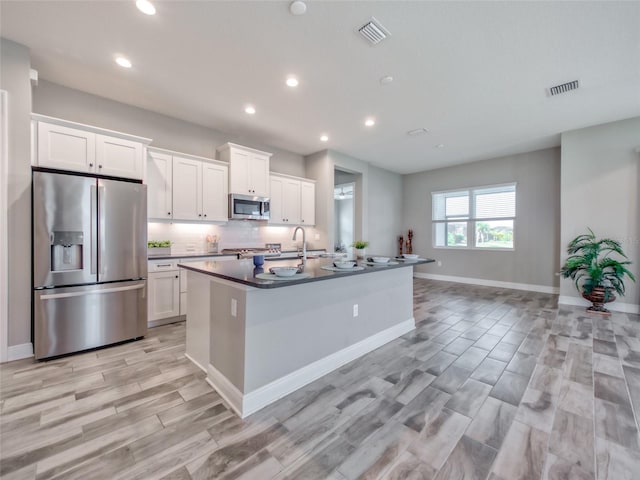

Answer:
[178,256,434,289]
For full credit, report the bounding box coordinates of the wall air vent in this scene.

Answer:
[548,80,579,96]
[358,17,391,45]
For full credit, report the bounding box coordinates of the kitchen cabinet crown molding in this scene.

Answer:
[31,113,152,145]
[269,172,316,183]
[148,146,227,167]
[216,142,273,158]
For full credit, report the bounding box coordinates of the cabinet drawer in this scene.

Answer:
[148,260,179,272]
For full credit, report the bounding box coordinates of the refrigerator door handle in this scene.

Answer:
[98,185,106,276]
[90,184,98,275]
[40,283,145,300]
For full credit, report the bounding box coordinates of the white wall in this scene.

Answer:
[1,38,32,351]
[33,80,306,177]
[403,148,561,290]
[560,116,640,311]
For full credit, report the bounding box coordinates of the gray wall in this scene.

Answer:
[33,80,305,177]
[305,149,403,256]
[560,117,640,306]
[403,148,561,288]
[1,38,32,347]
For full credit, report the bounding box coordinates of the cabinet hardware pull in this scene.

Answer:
[168,212,171,215]
[204,214,207,217]
[157,264,171,267]
[175,275,179,278]
[198,214,202,217]
[98,164,102,169]
[89,163,94,167]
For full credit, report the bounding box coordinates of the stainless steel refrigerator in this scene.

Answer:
[33,170,148,359]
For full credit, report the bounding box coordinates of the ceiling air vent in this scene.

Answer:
[548,80,579,96]
[358,17,391,45]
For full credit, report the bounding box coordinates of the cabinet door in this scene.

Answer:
[202,163,228,221]
[269,176,284,224]
[172,157,203,220]
[147,151,173,219]
[96,134,143,180]
[37,122,96,172]
[300,181,316,225]
[229,148,250,194]
[249,153,270,197]
[282,178,301,224]
[148,271,180,321]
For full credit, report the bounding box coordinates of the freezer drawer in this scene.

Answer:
[34,280,147,359]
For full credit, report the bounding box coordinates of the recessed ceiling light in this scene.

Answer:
[320,134,329,142]
[115,56,132,68]
[286,77,299,87]
[380,76,393,85]
[289,1,307,15]
[244,105,256,115]
[136,0,156,15]
[364,118,375,127]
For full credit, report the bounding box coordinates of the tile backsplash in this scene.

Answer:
[148,222,320,254]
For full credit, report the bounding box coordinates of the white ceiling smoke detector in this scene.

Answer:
[379,75,393,85]
[358,17,391,45]
[548,80,579,96]
[289,1,307,16]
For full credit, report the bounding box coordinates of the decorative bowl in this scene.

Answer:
[403,254,419,259]
[334,261,356,269]
[371,257,390,264]
[270,266,299,277]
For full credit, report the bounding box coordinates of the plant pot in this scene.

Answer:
[355,248,366,259]
[582,286,616,315]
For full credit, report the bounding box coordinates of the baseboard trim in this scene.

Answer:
[206,363,244,418]
[204,318,415,418]
[184,352,206,373]
[7,343,34,362]
[558,295,640,314]
[413,272,559,295]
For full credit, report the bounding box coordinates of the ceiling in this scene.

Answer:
[1,1,639,174]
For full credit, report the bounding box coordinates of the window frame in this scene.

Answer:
[431,182,516,251]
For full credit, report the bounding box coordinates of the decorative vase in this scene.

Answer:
[355,248,366,259]
[582,286,616,315]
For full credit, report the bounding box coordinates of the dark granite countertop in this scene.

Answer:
[178,256,435,289]
[148,249,326,261]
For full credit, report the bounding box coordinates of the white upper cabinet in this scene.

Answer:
[147,151,173,220]
[33,115,150,180]
[147,148,228,222]
[217,143,271,197]
[95,134,143,179]
[269,174,315,226]
[300,180,316,225]
[37,122,96,172]
[172,156,203,221]
[202,162,228,222]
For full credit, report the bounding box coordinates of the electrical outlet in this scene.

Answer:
[353,304,359,317]
[231,298,237,317]
[437,261,442,267]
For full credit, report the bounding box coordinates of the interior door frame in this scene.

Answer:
[1,90,9,362]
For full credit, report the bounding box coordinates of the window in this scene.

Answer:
[432,183,516,249]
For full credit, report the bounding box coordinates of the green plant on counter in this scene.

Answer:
[148,240,171,248]
[351,240,369,249]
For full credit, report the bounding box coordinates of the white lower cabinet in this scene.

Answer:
[148,269,180,323]
[148,256,236,326]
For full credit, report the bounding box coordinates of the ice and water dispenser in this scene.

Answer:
[50,231,84,271]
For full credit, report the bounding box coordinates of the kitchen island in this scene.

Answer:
[179,256,433,417]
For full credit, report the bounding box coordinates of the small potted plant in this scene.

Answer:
[352,240,369,259]
[560,228,635,315]
[148,240,171,256]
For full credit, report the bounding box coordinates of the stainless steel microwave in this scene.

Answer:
[229,193,270,220]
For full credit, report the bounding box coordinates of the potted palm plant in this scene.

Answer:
[560,228,635,315]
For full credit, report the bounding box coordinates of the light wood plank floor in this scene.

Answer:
[2,279,640,479]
